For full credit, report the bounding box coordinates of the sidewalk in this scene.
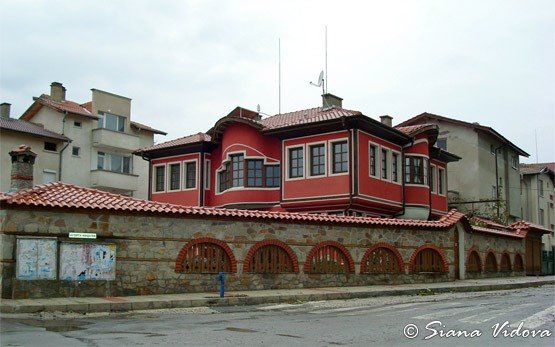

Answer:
[1,276,553,314]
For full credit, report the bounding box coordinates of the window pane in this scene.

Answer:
[118,116,125,132]
[381,149,388,179]
[392,153,398,182]
[123,156,131,174]
[186,162,196,188]
[155,166,165,192]
[247,160,263,187]
[97,152,104,170]
[289,148,303,178]
[105,114,118,131]
[310,144,325,176]
[170,164,180,190]
[111,154,122,173]
[370,145,377,176]
[332,141,348,174]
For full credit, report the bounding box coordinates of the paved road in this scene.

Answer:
[2,286,554,346]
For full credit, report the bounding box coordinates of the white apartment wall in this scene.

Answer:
[521,173,555,250]
[0,132,61,192]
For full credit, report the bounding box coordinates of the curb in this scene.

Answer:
[1,280,553,315]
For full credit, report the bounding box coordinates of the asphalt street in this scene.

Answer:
[1,285,554,347]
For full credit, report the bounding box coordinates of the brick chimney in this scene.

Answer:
[380,115,393,127]
[50,82,66,102]
[322,93,342,109]
[0,103,11,119]
[9,145,37,192]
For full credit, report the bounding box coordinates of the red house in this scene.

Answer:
[136,94,459,219]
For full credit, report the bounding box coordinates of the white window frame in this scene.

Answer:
[152,163,166,194]
[97,111,126,132]
[390,150,401,185]
[71,146,81,157]
[285,144,306,181]
[328,138,349,177]
[438,167,446,196]
[167,161,182,192]
[380,146,390,181]
[97,151,132,174]
[430,164,437,193]
[306,141,327,179]
[183,159,198,190]
[368,141,380,179]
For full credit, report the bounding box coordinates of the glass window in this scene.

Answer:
[310,144,325,176]
[381,148,388,179]
[205,160,211,190]
[289,147,303,178]
[97,152,105,170]
[423,158,428,185]
[44,142,57,151]
[186,162,196,189]
[436,138,447,150]
[438,168,445,194]
[231,155,244,187]
[392,153,399,182]
[111,155,122,173]
[98,112,125,132]
[265,165,280,187]
[247,160,263,187]
[332,141,348,173]
[430,166,436,192]
[155,166,165,192]
[73,121,82,128]
[370,144,377,176]
[404,156,427,185]
[123,156,131,174]
[170,163,180,190]
[413,157,422,184]
[72,146,80,156]
[219,165,229,192]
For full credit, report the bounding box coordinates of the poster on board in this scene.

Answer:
[16,238,57,280]
[59,243,116,281]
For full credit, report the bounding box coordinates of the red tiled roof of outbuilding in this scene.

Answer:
[260,106,362,130]
[0,117,70,141]
[24,94,96,119]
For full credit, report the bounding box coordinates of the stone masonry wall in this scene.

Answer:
[0,207,521,298]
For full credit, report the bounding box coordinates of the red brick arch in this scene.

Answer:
[304,240,355,273]
[500,251,512,271]
[465,245,482,272]
[360,242,404,273]
[175,237,237,273]
[408,244,449,273]
[513,253,524,271]
[484,249,498,272]
[242,239,299,273]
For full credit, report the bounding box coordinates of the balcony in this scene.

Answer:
[92,128,139,151]
[90,170,138,192]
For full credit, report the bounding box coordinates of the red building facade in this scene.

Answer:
[137,94,459,219]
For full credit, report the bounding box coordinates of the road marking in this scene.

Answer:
[412,306,483,320]
[308,303,422,316]
[258,303,300,310]
[460,303,537,324]
[510,305,555,329]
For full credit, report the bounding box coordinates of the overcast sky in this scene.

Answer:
[1,0,553,162]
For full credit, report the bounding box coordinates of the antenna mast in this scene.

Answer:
[278,38,281,115]
[325,25,328,93]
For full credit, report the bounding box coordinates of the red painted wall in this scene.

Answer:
[151,153,200,206]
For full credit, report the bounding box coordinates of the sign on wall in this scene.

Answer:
[59,243,116,281]
[16,238,57,280]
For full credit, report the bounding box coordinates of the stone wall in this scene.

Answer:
[0,207,519,299]
[464,231,525,279]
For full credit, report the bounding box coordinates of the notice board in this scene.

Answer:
[59,243,116,280]
[16,238,58,280]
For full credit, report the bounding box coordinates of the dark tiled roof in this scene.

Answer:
[398,112,529,157]
[0,117,70,141]
[520,163,555,175]
[260,106,362,130]
[130,121,167,135]
[395,123,435,136]
[135,132,212,153]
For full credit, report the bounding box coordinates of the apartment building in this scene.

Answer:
[520,163,555,251]
[136,94,460,219]
[398,113,529,223]
[1,82,165,198]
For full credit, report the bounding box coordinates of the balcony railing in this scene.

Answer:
[92,128,139,151]
[90,169,138,192]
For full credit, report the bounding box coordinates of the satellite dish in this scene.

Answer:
[310,70,324,87]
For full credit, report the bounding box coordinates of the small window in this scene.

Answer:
[44,142,57,151]
[247,160,263,187]
[438,168,445,194]
[332,141,348,174]
[391,152,399,182]
[204,160,211,190]
[231,155,243,187]
[97,152,105,170]
[369,144,378,177]
[169,163,181,190]
[72,146,80,157]
[436,138,447,150]
[381,148,388,179]
[265,165,280,187]
[73,121,82,128]
[430,166,436,192]
[219,164,230,192]
[310,144,325,176]
[511,155,518,169]
[155,166,165,192]
[185,161,197,189]
[289,147,304,178]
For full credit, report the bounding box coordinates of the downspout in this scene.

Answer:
[199,147,205,207]
[141,152,152,200]
[58,111,71,181]
[342,117,353,216]
[395,138,413,217]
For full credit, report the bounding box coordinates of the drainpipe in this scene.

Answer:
[428,158,432,220]
[199,148,205,207]
[58,111,71,180]
[494,144,505,219]
[141,152,152,200]
[342,117,353,216]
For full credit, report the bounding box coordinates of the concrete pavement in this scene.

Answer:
[1,276,553,314]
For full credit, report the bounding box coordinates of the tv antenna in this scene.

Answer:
[310,70,325,94]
